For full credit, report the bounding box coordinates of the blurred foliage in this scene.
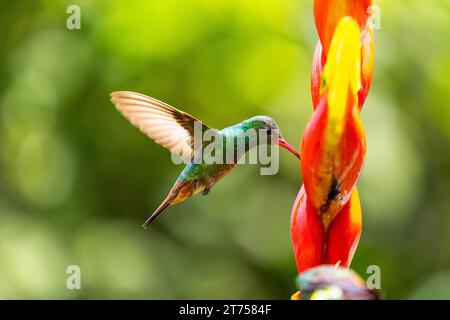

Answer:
[0,0,449,299]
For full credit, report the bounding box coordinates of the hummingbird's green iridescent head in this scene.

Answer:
[242,116,300,159]
[241,116,283,144]
[243,116,279,132]
[241,116,300,159]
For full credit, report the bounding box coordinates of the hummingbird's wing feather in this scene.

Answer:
[111,91,210,162]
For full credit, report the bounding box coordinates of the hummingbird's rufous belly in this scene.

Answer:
[171,163,236,205]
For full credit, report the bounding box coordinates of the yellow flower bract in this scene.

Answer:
[323,17,362,143]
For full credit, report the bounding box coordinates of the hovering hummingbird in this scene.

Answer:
[110,91,300,228]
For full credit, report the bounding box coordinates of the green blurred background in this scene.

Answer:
[0,0,449,299]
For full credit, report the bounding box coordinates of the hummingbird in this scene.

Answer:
[294,265,380,300]
[110,91,300,228]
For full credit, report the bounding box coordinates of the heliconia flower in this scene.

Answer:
[301,17,366,228]
[290,4,375,300]
[311,27,374,110]
[314,0,373,55]
[291,185,362,273]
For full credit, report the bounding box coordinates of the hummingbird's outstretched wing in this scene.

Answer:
[111,91,211,162]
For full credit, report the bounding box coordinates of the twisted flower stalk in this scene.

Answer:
[291,0,375,291]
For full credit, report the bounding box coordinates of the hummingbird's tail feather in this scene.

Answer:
[143,190,179,229]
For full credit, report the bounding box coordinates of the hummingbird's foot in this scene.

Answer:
[202,187,210,195]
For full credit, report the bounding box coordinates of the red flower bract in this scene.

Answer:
[291,185,362,273]
[290,185,325,273]
[301,87,366,228]
[314,0,373,55]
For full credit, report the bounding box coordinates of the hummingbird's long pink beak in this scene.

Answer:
[278,138,301,160]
